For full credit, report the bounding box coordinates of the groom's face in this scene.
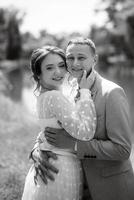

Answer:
[66,43,95,82]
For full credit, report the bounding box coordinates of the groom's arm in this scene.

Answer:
[45,127,76,150]
[76,88,132,160]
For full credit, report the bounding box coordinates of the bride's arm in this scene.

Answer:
[29,131,43,160]
[46,90,96,141]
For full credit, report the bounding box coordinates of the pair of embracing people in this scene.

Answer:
[22,37,134,200]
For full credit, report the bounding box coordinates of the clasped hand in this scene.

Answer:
[45,127,76,149]
[31,127,76,184]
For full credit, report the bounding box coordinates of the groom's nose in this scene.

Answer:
[72,59,82,70]
[73,58,79,66]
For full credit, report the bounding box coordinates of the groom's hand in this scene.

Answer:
[30,148,59,184]
[45,127,76,150]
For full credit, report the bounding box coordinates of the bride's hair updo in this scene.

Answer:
[30,45,67,92]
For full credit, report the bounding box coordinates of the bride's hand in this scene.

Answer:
[79,70,89,89]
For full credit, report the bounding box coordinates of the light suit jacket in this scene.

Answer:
[77,71,134,200]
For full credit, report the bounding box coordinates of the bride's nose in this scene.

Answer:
[54,66,61,75]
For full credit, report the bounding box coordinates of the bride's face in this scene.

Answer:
[40,53,67,90]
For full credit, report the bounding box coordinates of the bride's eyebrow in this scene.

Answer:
[59,61,65,64]
[45,64,54,67]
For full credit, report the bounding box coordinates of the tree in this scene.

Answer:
[93,0,134,72]
[0,7,25,101]
[6,10,22,60]
[0,9,7,60]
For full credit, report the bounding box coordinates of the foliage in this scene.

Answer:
[0,9,7,60]
[91,0,134,72]
[0,1,134,74]
[6,14,22,60]
[0,7,24,61]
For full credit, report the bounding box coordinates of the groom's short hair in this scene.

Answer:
[67,37,96,56]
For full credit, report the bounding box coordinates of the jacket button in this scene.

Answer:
[84,155,96,158]
[84,155,90,158]
[91,155,96,158]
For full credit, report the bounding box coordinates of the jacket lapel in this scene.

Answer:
[90,70,99,101]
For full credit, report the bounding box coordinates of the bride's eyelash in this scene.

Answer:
[59,64,65,68]
[46,67,53,70]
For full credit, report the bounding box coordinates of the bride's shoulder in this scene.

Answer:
[39,90,63,101]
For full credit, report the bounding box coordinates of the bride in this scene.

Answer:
[22,45,96,200]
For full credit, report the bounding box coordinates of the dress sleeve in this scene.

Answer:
[45,90,96,141]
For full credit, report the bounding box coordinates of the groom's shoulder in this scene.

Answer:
[97,73,122,93]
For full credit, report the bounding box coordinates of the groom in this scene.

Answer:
[31,37,134,200]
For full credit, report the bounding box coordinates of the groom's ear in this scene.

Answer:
[93,54,98,66]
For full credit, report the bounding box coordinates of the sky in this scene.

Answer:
[0,0,107,37]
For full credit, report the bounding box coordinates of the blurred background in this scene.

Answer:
[0,0,134,199]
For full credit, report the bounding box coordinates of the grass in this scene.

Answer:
[0,93,39,200]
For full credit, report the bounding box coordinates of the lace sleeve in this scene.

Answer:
[45,90,96,141]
